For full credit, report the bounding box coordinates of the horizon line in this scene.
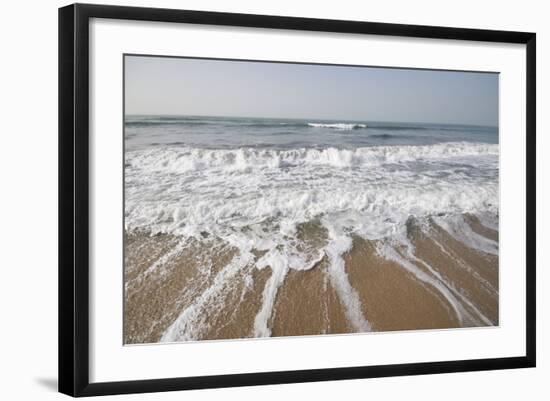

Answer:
[123,113,498,128]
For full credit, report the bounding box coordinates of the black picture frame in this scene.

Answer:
[59,3,536,397]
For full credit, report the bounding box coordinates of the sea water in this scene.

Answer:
[124,115,499,340]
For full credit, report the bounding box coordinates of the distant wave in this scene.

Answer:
[307,123,367,130]
[127,118,370,130]
[125,118,493,134]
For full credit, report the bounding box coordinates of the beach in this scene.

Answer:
[124,213,498,343]
[123,116,499,344]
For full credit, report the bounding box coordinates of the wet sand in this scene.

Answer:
[345,239,460,331]
[271,260,352,336]
[124,215,498,344]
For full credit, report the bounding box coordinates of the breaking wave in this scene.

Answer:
[125,142,498,173]
[307,123,367,130]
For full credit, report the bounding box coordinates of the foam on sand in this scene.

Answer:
[124,141,499,342]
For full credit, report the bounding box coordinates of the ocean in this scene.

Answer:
[125,115,498,150]
[124,115,499,343]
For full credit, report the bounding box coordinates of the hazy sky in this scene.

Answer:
[125,55,499,126]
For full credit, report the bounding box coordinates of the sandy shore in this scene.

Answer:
[124,215,498,344]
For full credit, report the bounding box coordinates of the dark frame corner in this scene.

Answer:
[59,3,536,397]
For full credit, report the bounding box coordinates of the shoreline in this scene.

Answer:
[124,214,498,344]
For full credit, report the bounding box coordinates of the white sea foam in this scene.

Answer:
[426,232,497,295]
[432,214,499,255]
[253,251,290,337]
[126,142,498,174]
[161,251,255,342]
[375,239,492,326]
[476,211,499,232]
[126,143,498,242]
[308,122,367,130]
[324,220,371,331]
[125,141,499,340]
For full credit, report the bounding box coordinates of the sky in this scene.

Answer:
[125,55,499,126]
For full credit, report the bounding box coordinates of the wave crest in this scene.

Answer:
[307,122,367,130]
[126,142,498,173]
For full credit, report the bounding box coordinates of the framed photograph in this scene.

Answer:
[58,3,536,397]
